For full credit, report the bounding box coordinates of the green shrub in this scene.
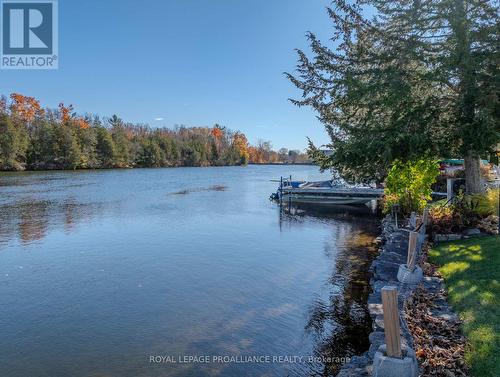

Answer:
[429,205,461,234]
[384,158,439,215]
[452,189,498,225]
[473,188,499,217]
[428,189,499,234]
[452,192,483,228]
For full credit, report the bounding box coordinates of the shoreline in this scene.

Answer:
[337,216,462,376]
[337,217,419,376]
[0,163,316,174]
[337,217,417,375]
[248,162,314,166]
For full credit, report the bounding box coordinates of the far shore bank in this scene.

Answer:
[0,162,316,174]
[248,162,314,166]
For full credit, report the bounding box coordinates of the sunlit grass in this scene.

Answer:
[429,236,500,377]
[475,188,499,217]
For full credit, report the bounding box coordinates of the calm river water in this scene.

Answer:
[0,165,379,377]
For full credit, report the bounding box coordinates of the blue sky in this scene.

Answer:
[1,0,335,150]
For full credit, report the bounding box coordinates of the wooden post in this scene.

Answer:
[381,286,402,358]
[422,207,429,227]
[419,207,429,241]
[409,212,417,229]
[279,177,283,206]
[447,178,454,201]
[407,231,418,271]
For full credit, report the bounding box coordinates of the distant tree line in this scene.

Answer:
[0,93,308,171]
[248,140,310,164]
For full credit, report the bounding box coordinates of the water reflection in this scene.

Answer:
[0,198,105,246]
[279,204,378,376]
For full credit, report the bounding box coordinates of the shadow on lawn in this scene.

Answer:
[429,237,500,377]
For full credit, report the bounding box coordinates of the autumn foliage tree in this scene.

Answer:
[232,132,250,165]
[58,103,74,124]
[10,93,44,125]
[211,124,224,140]
[58,103,89,130]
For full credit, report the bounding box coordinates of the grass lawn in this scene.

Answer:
[429,236,500,377]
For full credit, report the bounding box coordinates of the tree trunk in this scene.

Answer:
[464,152,484,194]
[452,1,484,195]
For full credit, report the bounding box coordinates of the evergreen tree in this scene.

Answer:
[136,139,162,167]
[110,125,131,168]
[52,124,81,169]
[0,115,28,170]
[27,121,56,169]
[76,125,98,168]
[288,0,499,192]
[95,127,116,167]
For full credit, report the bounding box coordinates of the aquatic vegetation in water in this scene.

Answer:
[167,185,228,196]
[209,184,227,191]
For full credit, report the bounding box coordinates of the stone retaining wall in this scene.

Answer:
[337,216,448,376]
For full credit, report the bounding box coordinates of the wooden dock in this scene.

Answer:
[279,185,384,205]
